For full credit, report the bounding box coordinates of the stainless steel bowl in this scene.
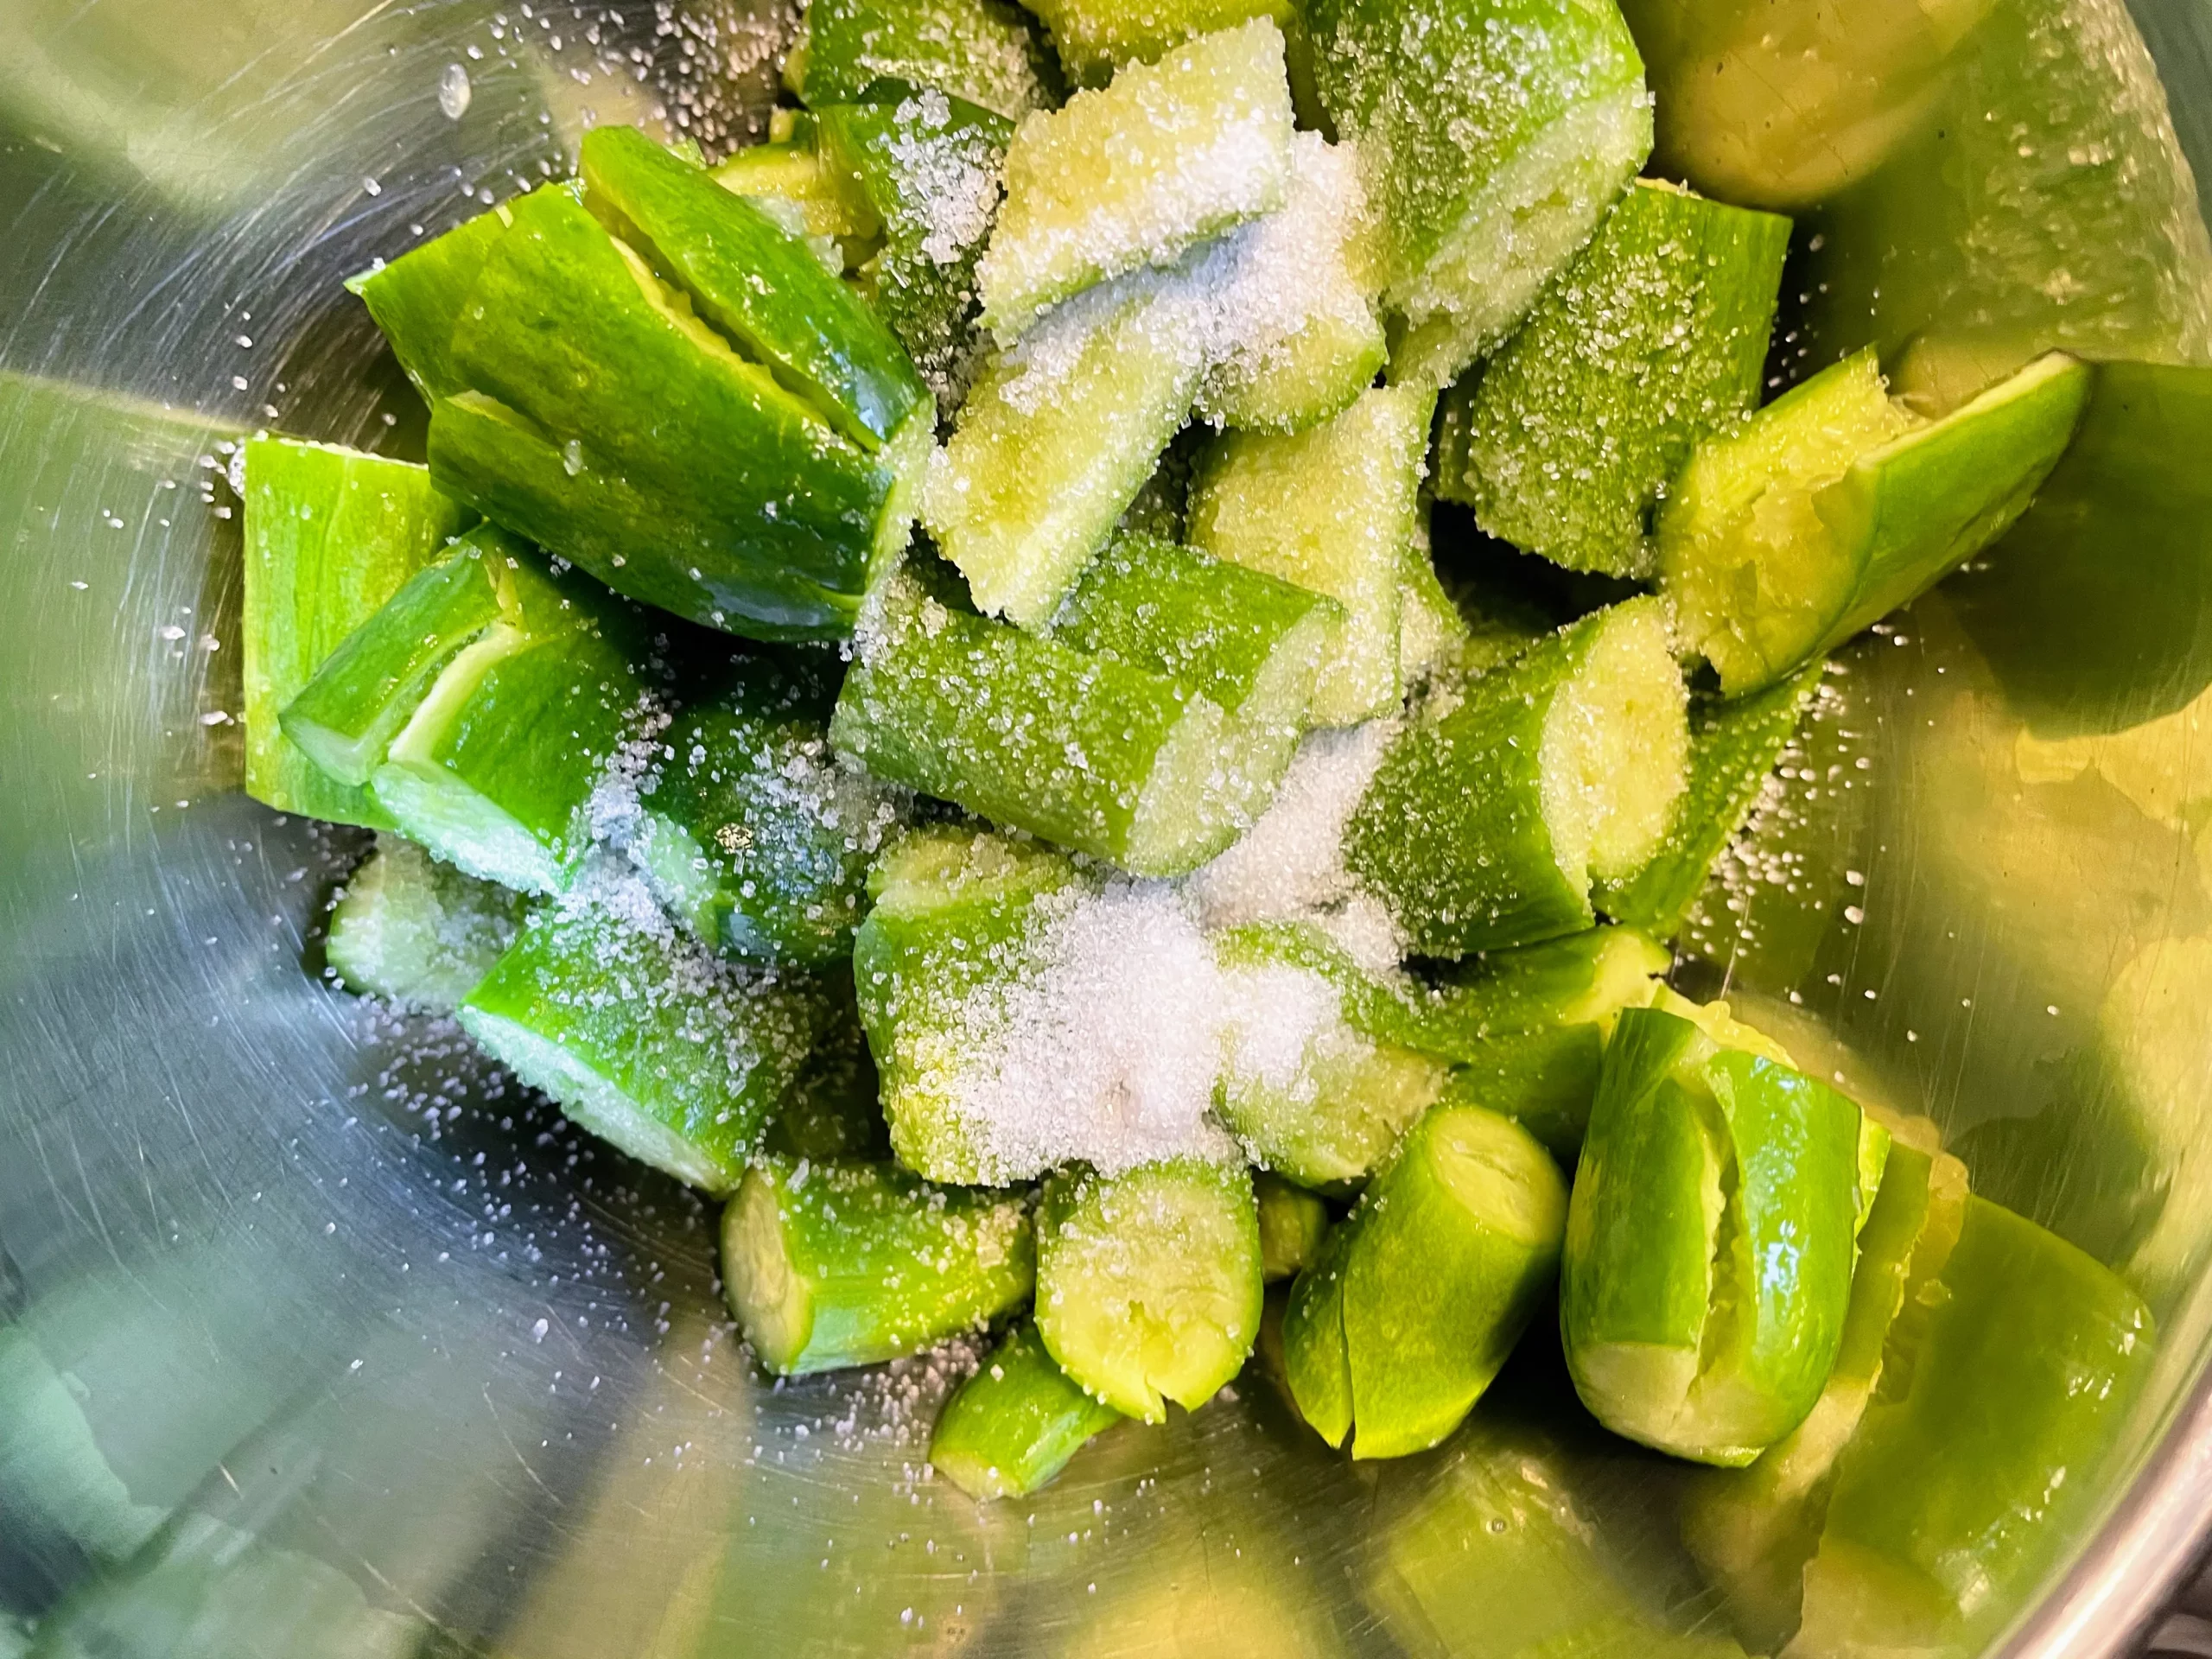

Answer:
[3,2,2211,1655]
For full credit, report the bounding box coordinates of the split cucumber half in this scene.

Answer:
[1660,348,2092,696]
[1035,1159,1263,1421]
[1300,0,1652,386]
[281,527,649,895]
[1283,1103,1567,1459]
[1344,596,1689,957]
[1559,1003,1870,1466]
[240,436,475,829]
[326,836,523,1014]
[459,895,830,1196]
[929,1321,1122,1499]
[1435,180,1791,580]
[721,1154,1037,1375]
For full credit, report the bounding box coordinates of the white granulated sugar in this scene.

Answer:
[1215,958,1342,1103]
[938,879,1241,1178]
[886,91,1002,268]
[1185,721,1396,931]
[585,691,673,850]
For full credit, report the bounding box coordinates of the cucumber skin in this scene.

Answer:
[725,1156,1038,1376]
[1436,182,1790,580]
[1594,667,1821,938]
[1343,618,1605,958]
[347,207,512,402]
[579,125,931,454]
[461,906,826,1195]
[930,1323,1122,1499]
[792,0,1061,120]
[241,438,474,828]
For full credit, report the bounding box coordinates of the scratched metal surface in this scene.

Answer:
[3,2,2212,1656]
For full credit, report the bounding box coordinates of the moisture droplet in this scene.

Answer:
[562,438,585,476]
[439,62,474,121]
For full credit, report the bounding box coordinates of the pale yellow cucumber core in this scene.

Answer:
[720,1167,814,1370]
[1540,598,1689,893]
[1125,691,1236,877]
[1429,1108,1569,1245]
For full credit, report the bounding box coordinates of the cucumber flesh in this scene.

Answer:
[1189,385,1432,725]
[929,1322,1122,1499]
[326,836,523,1014]
[1035,1160,1263,1421]
[1026,0,1295,85]
[710,140,879,246]
[1397,530,1473,689]
[976,18,1294,341]
[1254,1172,1331,1281]
[789,0,1061,121]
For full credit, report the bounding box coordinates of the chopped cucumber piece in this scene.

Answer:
[1300,0,1652,386]
[721,1154,1036,1375]
[710,138,878,245]
[1283,1103,1566,1458]
[849,827,1088,1184]
[926,277,1206,629]
[1661,349,2091,696]
[1683,1141,1968,1651]
[1793,1198,2155,1654]
[788,0,1061,120]
[581,125,931,454]
[1034,1159,1263,1421]
[831,556,1258,876]
[630,652,898,967]
[1255,1172,1330,1281]
[817,92,1014,406]
[326,836,523,1013]
[347,206,512,403]
[1422,924,1670,1159]
[1434,181,1789,580]
[763,969,891,1160]
[1026,0,1294,85]
[1560,1004,1866,1466]
[1593,667,1821,938]
[976,18,1294,341]
[1215,921,1446,1188]
[929,1322,1122,1499]
[1189,384,1431,724]
[240,437,474,829]
[283,529,650,894]
[1193,130,1386,435]
[1344,597,1688,957]
[459,887,828,1195]
[1050,531,1340,826]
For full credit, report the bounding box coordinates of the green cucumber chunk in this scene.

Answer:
[459,888,828,1195]
[1560,1004,1866,1466]
[1300,0,1652,387]
[1397,531,1475,690]
[1215,921,1446,1188]
[1284,1104,1567,1459]
[1035,1159,1263,1421]
[1422,923,1671,1159]
[721,1154,1036,1375]
[240,436,474,828]
[1660,348,2092,696]
[1435,180,1790,579]
[1683,1140,1968,1652]
[929,1322,1122,1499]
[630,652,897,967]
[1025,0,1294,85]
[976,18,1294,341]
[579,124,931,454]
[788,0,1061,120]
[1193,130,1387,436]
[830,556,1248,877]
[816,92,1014,406]
[325,836,523,1014]
[1189,384,1432,725]
[1344,596,1688,958]
[1255,1172,1331,1281]
[709,137,878,245]
[762,968,891,1160]
[1793,1197,2155,1654]
[1593,666,1821,939]
[926,277,1207,630]
[346,205,512,403]
[849,828,1089,1184]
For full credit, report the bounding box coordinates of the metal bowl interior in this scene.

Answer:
[3,2,2212,1656]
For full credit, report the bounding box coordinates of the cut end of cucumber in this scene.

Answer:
[1389,87,1654,389]
[1428,1108,1569,1248]
[1540,599,1688,893]
[280,715,389,792]
[372,760,571,895]
[1567,928,1675,1033]
[459,1007,746,1195]
[1568,1339,1722,1457]
[720,1166,816,1370]
[1660,351,1918,696]
[1123,690,1238,877]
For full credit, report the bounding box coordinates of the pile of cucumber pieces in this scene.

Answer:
[240,0,2149,1593]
